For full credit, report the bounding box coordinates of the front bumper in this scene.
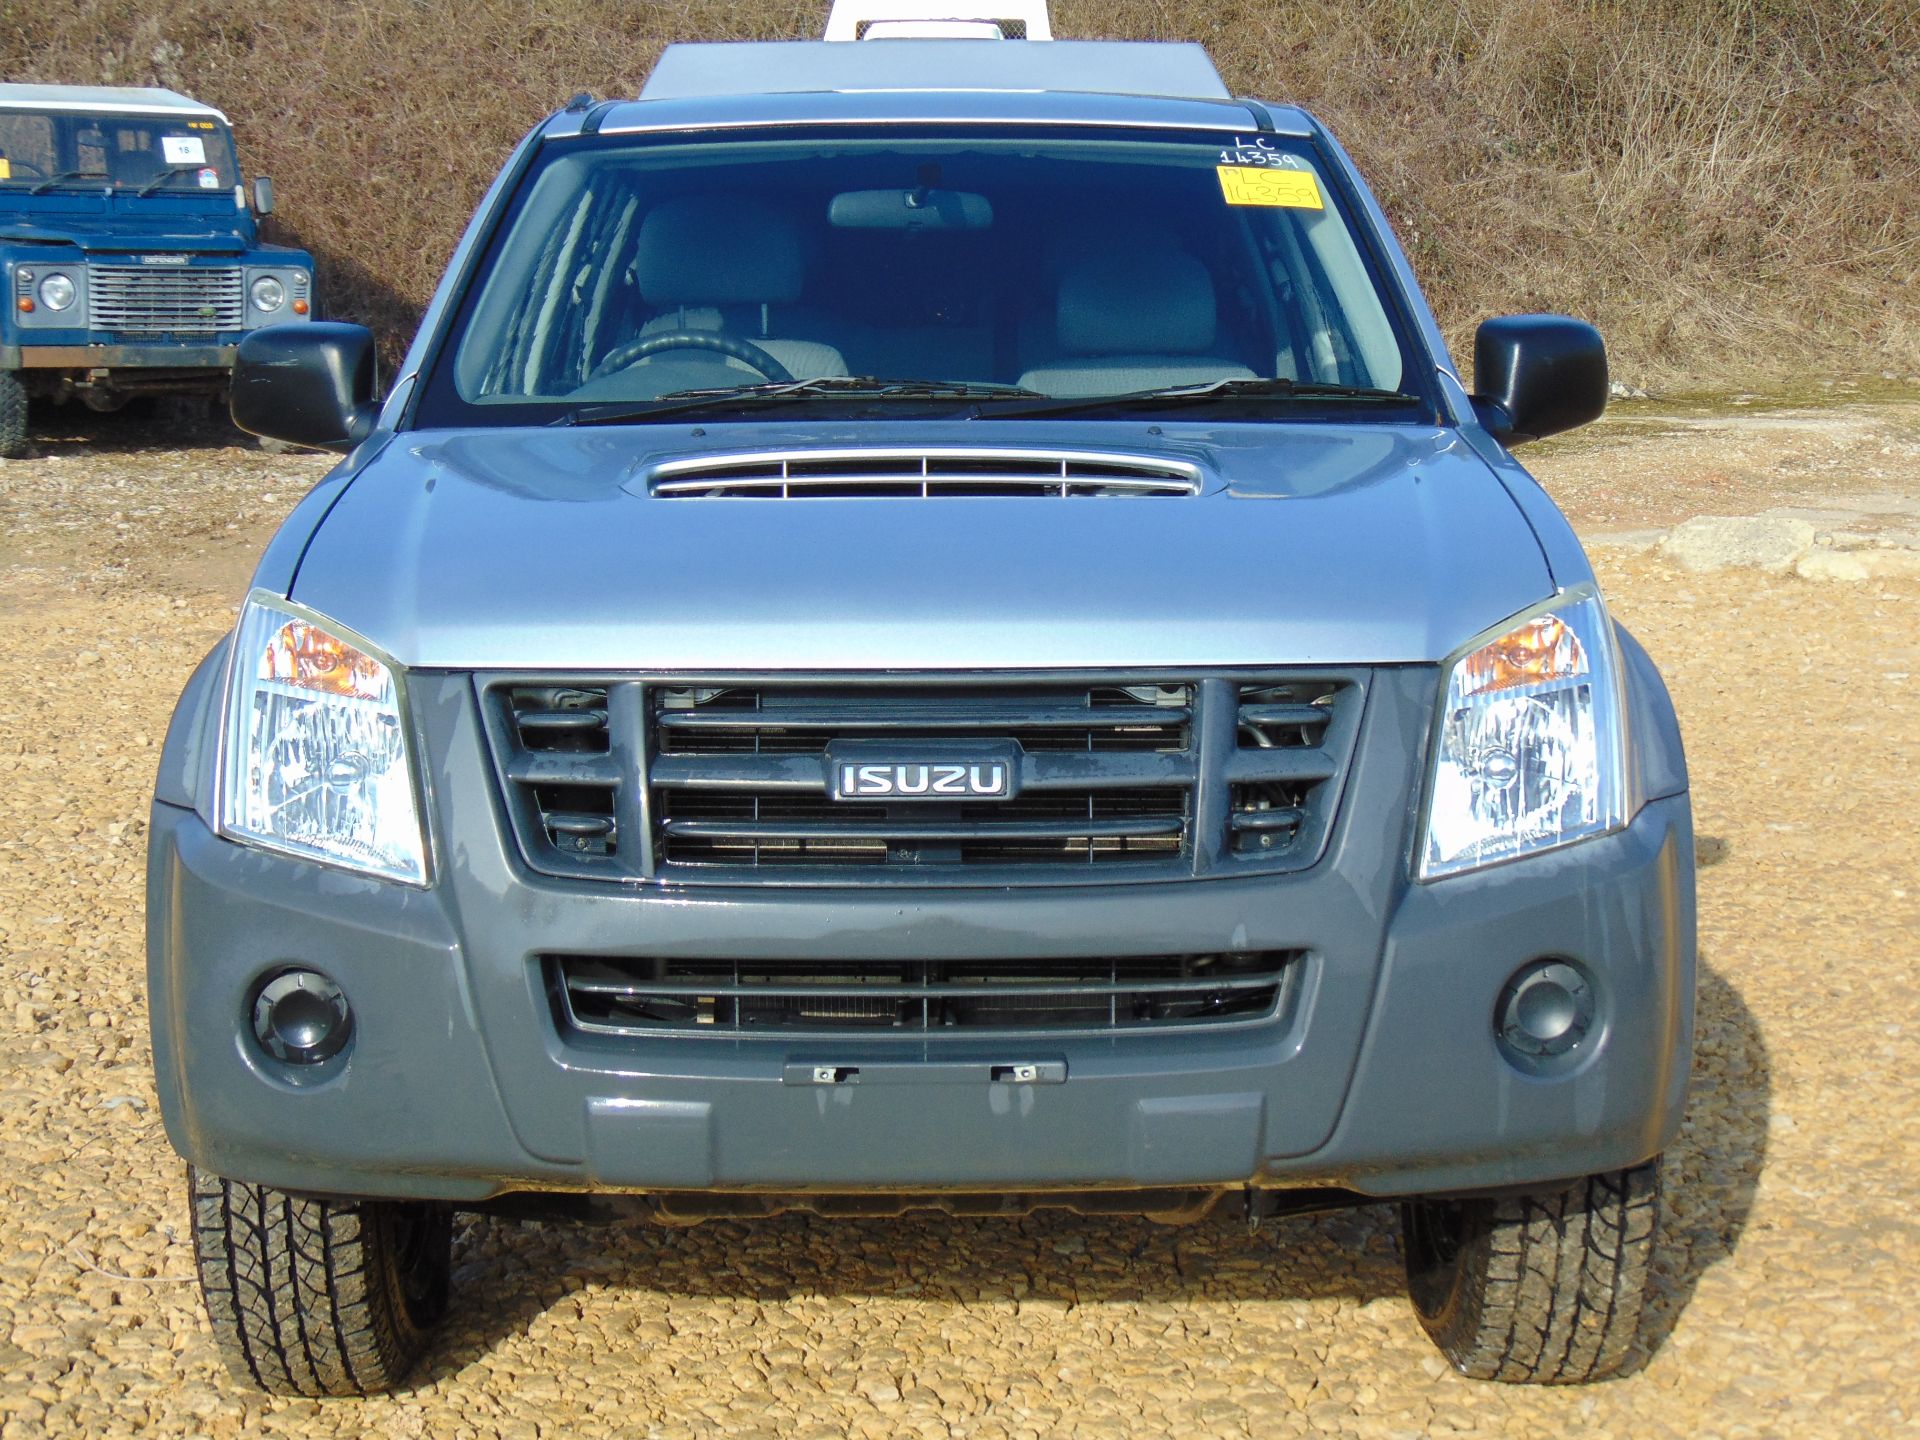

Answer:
[148,658,1694,1204]
[5,342,237,370]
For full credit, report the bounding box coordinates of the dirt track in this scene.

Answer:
[1,401,1918,1438]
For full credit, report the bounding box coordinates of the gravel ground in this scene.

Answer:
[2,402,1917,1438]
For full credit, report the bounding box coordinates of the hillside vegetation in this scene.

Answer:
[4,0,1916,386]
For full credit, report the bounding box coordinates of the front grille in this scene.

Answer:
[550,950,1303,1036]
[87,265,245,334]
[646,448,1202,498]
[479,672,1366,886]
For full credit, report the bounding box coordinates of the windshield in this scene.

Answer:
[0,107,239,195]
[419,127,1432,426]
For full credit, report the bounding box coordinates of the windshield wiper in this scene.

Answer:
[28,170,103,195]
[135,165,197,198]
[970,376,1423,420]
[559,375,1044,426]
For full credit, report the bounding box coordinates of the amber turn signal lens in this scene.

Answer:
[259,620,387,701]
[1457,615,1588,698]
[15,298,32,313]
[291,299,310,315]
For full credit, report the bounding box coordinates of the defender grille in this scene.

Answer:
[550,951,1304,1036]
[646,448,1202,498]
[87,265,244,334]
[479,672,1366,887]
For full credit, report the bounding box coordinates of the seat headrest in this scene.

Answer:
[1056,245,1217,356]
[635,196,806,307]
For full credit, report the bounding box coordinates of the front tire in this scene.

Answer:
[188,1167,452,1396]
[0,371,27,458]
[1400,1160,1661,1383]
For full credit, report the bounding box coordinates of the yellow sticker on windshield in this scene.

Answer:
[1217,166,1323,209]
[0,158,9,180]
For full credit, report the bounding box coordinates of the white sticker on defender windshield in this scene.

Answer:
[161,135,206,166]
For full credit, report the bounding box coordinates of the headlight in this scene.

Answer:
[38,273,76,311]
[250,275,286,312]
[1419,588,1628,879]
[219,595,428,884]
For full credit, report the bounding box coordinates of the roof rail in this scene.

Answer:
[823,1,1053,41]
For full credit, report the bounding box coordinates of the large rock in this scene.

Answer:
[1658,514,1817,573]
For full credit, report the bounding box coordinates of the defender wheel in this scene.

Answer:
[188,1167,452,1396]
[1400,1159,1660,1384]
[0,371,27,458]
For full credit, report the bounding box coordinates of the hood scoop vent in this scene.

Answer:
[645,447,1202,499]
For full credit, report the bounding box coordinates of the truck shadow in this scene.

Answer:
[24,394,253,455]
[414,957,1765,1388]
[1620,957,1769,1376]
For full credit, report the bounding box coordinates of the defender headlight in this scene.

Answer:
[38,273,77,311]
[219,595,428,885]
[1419,588,1628,879]
[250,275,286,312]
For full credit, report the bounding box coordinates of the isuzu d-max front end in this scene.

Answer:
[148,27,1693,1394]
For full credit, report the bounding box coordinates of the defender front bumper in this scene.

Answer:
[5,343,237,369]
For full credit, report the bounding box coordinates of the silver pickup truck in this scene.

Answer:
[148,3,1694,1396]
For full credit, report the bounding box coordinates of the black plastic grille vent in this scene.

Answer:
[1227,680,1354,862]
[551,950,1303,1037]
[646,448,1201,499]
[479,672,1366,886]
[487,685,627,879]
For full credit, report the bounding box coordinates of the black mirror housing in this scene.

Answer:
[231,323,380,452]
[252,176,275,216]
[1471,314,1608,445]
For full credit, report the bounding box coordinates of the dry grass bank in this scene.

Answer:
[4,0,1916,385]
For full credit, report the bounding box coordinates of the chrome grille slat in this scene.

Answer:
[86,265,245,334]
[659,814,1184,842]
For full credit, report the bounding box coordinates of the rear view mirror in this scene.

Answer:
[231,322,379,452]
[252,176,275,216]
[829,188,993,231]
[1471,314,1608,445]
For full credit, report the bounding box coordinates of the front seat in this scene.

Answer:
[629,195,847,381]
[1017,243,1255,398]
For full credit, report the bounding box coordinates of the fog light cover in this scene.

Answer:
[219,594,428,884]
[1421,589,1627,878]
[252,968,353,1065]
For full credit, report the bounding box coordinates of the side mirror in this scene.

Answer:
[231,322,379,452]
[252,176,275,215]
[1471,314,1607,446]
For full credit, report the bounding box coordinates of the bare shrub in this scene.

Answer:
[4,0,1915,385]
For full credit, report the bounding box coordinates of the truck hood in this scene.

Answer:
[0,214,249,254]
[290,421,1553,671]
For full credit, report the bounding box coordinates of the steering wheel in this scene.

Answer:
[589,330,793,385]
[2,159,47,179]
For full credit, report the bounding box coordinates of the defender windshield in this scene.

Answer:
[0,108,239,195]
[422,127,1432,425]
